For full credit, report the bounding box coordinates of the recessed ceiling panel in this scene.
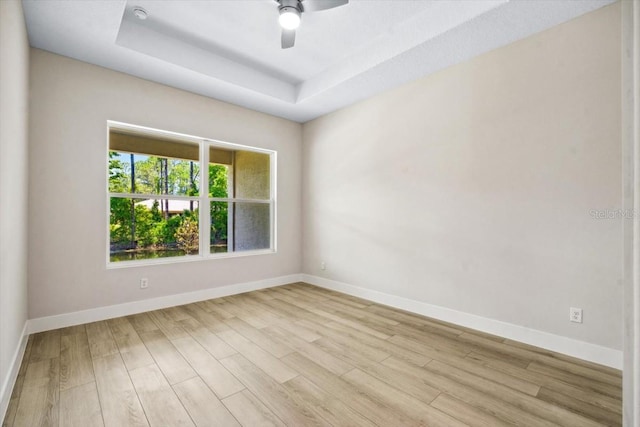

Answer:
[116,5,298,102]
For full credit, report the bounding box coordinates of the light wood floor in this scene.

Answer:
[3,283,622,427]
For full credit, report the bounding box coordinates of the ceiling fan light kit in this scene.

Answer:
[276,0,349,49]
[279,5,301,30]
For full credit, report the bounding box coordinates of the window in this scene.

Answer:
[108,122,275,265]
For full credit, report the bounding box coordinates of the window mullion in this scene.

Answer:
[228,151,235,252]
[200,141,210,257]
[108,192,199,200]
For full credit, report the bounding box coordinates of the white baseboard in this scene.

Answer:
[302,274,623,369]
[27,274,303,334]
[0,321,29,423]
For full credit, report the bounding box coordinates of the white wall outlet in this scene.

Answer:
[569,307,582,323]
[140,278,149,289]
[320,261,326,270]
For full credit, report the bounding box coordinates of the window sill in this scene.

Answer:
[106,249,276,269]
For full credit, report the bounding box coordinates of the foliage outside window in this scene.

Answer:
[108,124,274,265]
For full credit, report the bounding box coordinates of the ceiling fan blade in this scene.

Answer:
[281,29,296,49]
[302,0,348,12]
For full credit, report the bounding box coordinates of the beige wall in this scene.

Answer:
[28,49,302,318]
[302,3,622,349]
[0,0,30,411]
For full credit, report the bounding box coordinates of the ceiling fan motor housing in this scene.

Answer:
[278,0,303,12]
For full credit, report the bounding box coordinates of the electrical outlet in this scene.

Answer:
[569,307,582,323]
[140,278,149,289]
[321,261,326,270]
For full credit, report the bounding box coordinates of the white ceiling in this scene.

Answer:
[22,0,615,123]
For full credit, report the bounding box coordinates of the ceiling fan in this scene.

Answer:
[276,0,349,49]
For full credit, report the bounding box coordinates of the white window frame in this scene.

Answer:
[106,121,277,268]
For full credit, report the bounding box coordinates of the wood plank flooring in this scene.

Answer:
[2,283,622,426]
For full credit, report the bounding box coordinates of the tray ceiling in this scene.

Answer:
[22,0,615,122]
